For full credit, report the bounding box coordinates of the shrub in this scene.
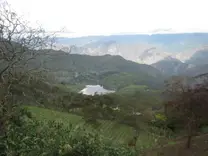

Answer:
[0,110,137,156]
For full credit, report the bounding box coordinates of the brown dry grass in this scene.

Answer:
[142,134,208,156]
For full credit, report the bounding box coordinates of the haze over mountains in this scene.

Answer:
[56,33,208,76]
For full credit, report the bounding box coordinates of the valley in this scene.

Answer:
[26,35,208,155]
[1,3,208,155]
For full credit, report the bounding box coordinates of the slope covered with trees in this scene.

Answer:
[0,3,167,155]
[36,52,165,90]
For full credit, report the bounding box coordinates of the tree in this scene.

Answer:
[165,77,208,148]
[0,1,55,135]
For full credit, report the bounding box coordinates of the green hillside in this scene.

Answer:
[36,51,165,90]
[115,85,162,111]
[26,106,159,148]
[4,6,208,155]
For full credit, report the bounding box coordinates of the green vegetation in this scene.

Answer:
[2,3,208,156]
[26,106,135,143]
[100,72,161,90]
[55,83,85,92]
[117,85,149,94]
[38,52,165,90]
[25,106,165,149]
[1,108,137,156]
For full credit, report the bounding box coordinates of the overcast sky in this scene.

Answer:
[5,0,208,37]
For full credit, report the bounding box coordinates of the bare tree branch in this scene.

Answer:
[0,1,57,134]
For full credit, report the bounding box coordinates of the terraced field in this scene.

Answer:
[26,106,157,148]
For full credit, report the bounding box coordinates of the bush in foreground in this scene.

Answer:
[0,108,137,156]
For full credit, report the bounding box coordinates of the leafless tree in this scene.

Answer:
[165,77,208,148]
[0,1,55,134]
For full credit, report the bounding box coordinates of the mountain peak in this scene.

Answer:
[163,56,181,62]
[57,33,208,66]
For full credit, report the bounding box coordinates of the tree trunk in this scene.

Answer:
[0,117,6,137]
[164,104,167,115]
[186,135,192,149]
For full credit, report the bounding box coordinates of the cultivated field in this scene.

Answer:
[26,106,158,148]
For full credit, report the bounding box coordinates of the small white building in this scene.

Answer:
[79,85,115,95]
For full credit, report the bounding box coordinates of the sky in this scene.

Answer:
[5,0,208,37]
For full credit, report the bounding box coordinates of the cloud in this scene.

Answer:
[6,0,208,36]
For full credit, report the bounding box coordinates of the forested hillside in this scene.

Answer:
[36,51,165,90]
[1,2,208,156]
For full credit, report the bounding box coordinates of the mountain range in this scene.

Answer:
[55,33,208,76]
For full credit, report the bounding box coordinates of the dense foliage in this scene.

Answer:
[0,108,137,156]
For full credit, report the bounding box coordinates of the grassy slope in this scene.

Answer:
[117,85,161,95]
[116,85,163,111]
[26,106,134,143]
[55,83,85,92]
[26,106,158,148]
